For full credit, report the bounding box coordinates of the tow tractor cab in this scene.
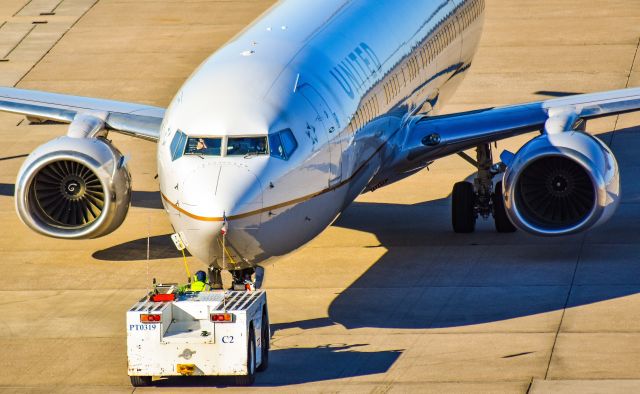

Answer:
[127,284,269,387]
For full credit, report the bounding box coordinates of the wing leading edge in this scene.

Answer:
[401,87,640,166]
[0,87,165,142]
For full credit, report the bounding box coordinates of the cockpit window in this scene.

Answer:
[269,129,298,160]
[170,130,188,161]
[184,137,222,156]
[227,136,268,156]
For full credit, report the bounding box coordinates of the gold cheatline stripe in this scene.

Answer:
[160,128,398,222]
[160,177,346,222]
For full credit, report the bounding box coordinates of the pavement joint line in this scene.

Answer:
[543,233,585,380]
[13,0,100,87]
[611,36,640,147]
[0,154,28,161]
[526,376,534,394]
[2,23,37,60]
[13,0,34,17]
[49,0,65,14]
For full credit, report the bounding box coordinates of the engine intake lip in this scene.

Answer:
[16,151,112,239]
[511,153,598,235]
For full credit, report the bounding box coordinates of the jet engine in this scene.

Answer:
[502,131,619,236]
[15,136,131,239]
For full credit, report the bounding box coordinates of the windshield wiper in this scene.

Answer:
[244,151,259,159]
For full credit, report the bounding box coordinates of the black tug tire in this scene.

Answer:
[452,181,476,233]
[256,309,270,372]
[493,181,517,233]
[234,326,256,386]
[130,376,152,387]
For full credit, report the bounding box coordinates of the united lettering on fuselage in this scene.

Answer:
[330,42,382,99]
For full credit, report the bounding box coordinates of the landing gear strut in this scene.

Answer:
[208,265,224,290]
[451,144,516,233]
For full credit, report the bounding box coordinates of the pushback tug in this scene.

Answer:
[127,281,269,387]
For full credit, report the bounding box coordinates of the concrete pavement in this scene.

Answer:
[1,0,640,392]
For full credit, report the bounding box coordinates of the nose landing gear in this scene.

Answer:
[451,143,517,234]
[231,268,257,291]
[208,265,257,291]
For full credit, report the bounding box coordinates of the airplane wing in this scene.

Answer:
[402,87,640,165]
[0,87,165,142]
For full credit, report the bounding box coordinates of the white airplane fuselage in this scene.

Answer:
[157,0,485,269]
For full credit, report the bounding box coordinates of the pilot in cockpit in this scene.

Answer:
[195,138,207,152]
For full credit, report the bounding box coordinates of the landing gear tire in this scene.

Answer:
[452,181,476,233]
[130,376,152,387]
[493,181,517,233]
[234,325,256,386]
[256,309,270,372]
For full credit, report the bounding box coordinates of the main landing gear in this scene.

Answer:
[451,143,517,233]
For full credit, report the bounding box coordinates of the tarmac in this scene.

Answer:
[1,0,640,392]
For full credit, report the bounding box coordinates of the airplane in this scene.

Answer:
[0,0,635,289]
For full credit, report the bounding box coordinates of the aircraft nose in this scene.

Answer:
[175,162,264,263]
[180,162,263,219]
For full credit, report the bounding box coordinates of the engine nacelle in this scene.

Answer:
[15,136,132,239]
[503,131,619,236]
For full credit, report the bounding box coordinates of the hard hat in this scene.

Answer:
[195,270,206,282]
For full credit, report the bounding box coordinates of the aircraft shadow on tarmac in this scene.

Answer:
[150,344,401,387]
[92,233,190,261]
[534,90,582,98]
[0,183,13,197]
[320,198,640,330]
[273,126,640,331]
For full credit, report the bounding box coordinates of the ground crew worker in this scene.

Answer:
[180,270,209,292]
[190,270,208,291]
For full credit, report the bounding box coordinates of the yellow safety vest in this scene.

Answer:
[190,280,207,292]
